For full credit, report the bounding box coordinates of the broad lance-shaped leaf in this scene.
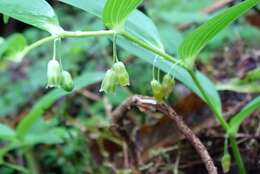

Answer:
[0,124,16,141]
[229,96,260,134]
[103,0,143,28]
[0,0,63,35]
[178,0,259,65]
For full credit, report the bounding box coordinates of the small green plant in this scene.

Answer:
[0,0,259,174]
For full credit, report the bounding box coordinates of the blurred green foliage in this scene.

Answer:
[0,0,259,173]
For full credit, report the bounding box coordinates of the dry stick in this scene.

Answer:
[156,103,218,174]
[78,89,101,101]
[202,0,234,14]
[178,0,234,30]
[111,95,218,174]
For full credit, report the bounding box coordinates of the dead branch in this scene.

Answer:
[77,89,101,101]
[202,0,234,14]
[178,0,234,30]
[111,95,218,174]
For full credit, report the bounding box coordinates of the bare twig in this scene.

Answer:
[111,95,218,174]
[202,0,234,14]
[103,97,113,119]
[77,89,101,101]
[178,0,234,30]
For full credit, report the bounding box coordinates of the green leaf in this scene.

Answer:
[0,124,16,141]
[196,71,222,114]
[0,33,27,62]
[16,72,104,139]
[102,0,143,29]
[178,0,259,66]
[25,127,69,145]
[217,79,260,93]
[243,68,260,81]
[59,0,164,49]
[0,0,63,34]
[23,118,69,145]
[217,68,260,93]
[229,96,260,134]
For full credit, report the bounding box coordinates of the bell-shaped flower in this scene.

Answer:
[47,59,61,88]
[150,80,164,101]
[112,61,130,86]
[162,73,175,98]
[100,69,117,94]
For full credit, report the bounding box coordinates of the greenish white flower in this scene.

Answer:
[112,61,130,86]
[151,80,164,101]
[47,59,61,88]
[100,69,117,94]
[162,73,175,98]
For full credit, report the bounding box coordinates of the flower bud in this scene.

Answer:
[162,74,175,98]
[47,59,61,87]
[100,69,117,94]
[221,153,231,173]
[60,71,74,92]
[151,80,164,101]
[112,61,130,86]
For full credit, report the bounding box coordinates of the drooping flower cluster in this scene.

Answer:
[100,61,129,93]
[47,59,74,92]
[151,73,175,101]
